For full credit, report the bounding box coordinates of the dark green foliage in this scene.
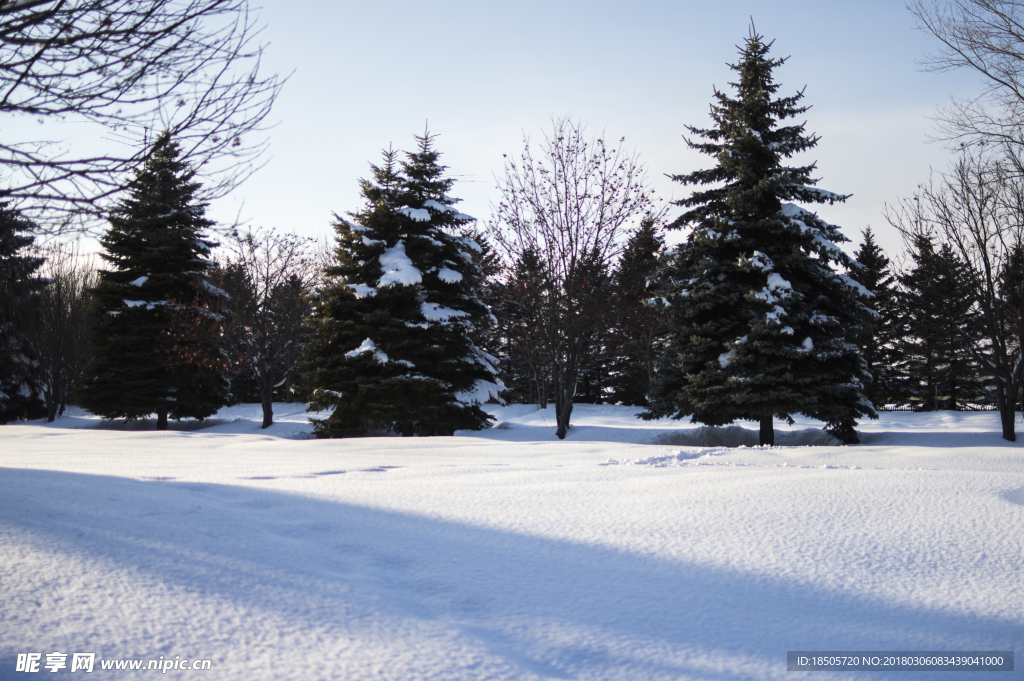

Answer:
[853,227,906,407]
[999,242,1024,345]
[644,30,876,445]
[305,133,501,437]
[77,133,229,429]
[998,242,1024,410]
[896,233,987,410]
[606,217,669,406]
[562,249,615,405]
[0,201,45,423]
[488,247,551,406]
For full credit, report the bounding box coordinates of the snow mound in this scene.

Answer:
[653,425,841,447]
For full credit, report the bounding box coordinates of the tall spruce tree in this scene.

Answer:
[0,200,45,423]
[305,133,501,437]
[854,227,905,407]
[644,30,876,445]
[77,133,229,430]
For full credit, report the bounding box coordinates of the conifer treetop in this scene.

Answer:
[672,28,847,232]
[100,132,217,290]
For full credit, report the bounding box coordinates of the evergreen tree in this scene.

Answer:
[644,30,876,445]
[607,217,669,406]
[853,227,905,407]
[490,247,551,406]
[897,233,986,410]
[999,242,1024,409]
[305,133,501,437]
[77,133,229,430]
[0,200,45,422]
[564,248,615,404]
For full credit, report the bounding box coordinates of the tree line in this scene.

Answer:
[6,2,1024,441]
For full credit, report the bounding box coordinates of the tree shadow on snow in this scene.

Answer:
[0,469,1018,680]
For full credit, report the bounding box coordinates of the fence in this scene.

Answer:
[877,405,999,412]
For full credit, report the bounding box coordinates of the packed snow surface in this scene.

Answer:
[1,404,1021,680]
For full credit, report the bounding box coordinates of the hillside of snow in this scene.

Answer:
[2,404,1021,679]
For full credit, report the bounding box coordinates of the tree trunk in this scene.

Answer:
[994,374,1018,442]
[401,421,414,437]
[46,400,57,423]
[552,368,575,440]
[1000,406,1016,441]
[759,414,774,447]
[555,394,573,439]
[157,408,168,431]
[261,385,273,429]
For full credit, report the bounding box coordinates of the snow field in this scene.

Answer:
[1,404,1022,680]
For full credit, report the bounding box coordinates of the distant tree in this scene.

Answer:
[488,247,551,406]
[606,216,669,406]
[492,117,656,438]
[0,0,283,234]
[644,30,876,445]
[562,249,616,405]
[77,133,229,430]
[853,227,905,407]
[217,228,317,428]
[887,151,1024,438]
[23,241,96,422]
[0,200,45,423]
[896,232,987,410]
[305,133,501,438]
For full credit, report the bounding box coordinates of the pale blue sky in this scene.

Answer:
[203,0,978,258]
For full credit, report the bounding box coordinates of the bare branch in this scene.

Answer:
[0,0,284,235]
[490,117,659,438]
[886,147,1024,438]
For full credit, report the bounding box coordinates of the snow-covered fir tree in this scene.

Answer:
[0,200,45,423]
[77,133,229,430]
[643,30,876,445]
[305,133,501,437]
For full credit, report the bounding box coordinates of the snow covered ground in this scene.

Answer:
[1,403,1021,680]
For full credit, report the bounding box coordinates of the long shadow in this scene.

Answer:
[1,469,1018,680]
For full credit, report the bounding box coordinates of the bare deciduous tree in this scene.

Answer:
[492,117,657,439]
[217,227,316,428]
[911,0,1024,149]
[0,0,283,233]
[23,240,96,421]
[887,150,1024,440]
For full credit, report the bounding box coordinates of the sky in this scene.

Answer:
[18,0,986,259]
